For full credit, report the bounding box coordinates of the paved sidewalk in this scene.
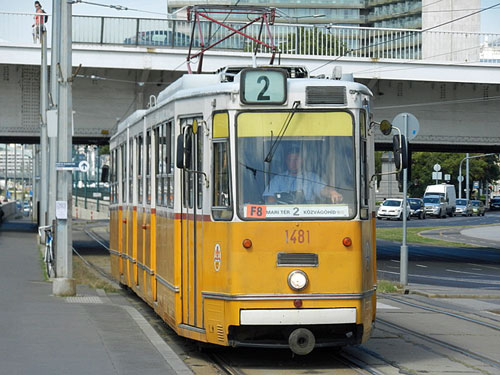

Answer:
[420,225,500,249]
[461,224,500,243]
[0,222,193,375]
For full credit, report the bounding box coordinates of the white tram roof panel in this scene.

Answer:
[114,109,147,137]
[113,66,373,138]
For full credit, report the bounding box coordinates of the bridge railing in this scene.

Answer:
[1,11,499,63]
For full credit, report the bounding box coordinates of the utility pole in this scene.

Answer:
[53,0,75,296]
[40,23,49,234]
[458,153,495,199]
[400,115,409,287]
[48,0,61,230]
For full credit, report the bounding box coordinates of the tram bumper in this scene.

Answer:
[228,307,363,354]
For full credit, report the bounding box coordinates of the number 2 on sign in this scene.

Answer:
[285,230,310,244]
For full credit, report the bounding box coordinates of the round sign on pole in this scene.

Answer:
[79,160,90,173]
[457,176,464,182]
[392,112,420,141]
[433,163,441,172]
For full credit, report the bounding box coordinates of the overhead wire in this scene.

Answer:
[71,0,169,17]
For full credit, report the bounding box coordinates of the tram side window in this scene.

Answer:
[111,148,118,203]
[360,110,369,218]
[120,145,125,204]
[128,139,133,203]
[196,123,203,210]
[212,112,232,220]
[155,121,173,208]
[146,130,151,205]
[137,135,143,204]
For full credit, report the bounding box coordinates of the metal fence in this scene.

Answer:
[1,11,499,63]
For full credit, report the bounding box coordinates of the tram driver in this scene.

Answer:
[263,147,343,205]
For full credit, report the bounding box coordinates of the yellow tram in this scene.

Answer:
[109,66,378,355]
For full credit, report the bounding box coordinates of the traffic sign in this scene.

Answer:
[457,176,464,182]
[392,113,420,141]
[79,160,90,173]
[433,164,441,172]
[56,162,79,171]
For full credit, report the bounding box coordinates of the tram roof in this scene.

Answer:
[112,66,372,138]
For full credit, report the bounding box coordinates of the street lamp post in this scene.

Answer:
[458,153,495,199]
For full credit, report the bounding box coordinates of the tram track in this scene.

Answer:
[207,348,392,375]
[382,294,500,331]
[71,224,500,374]
[375,317,500,371]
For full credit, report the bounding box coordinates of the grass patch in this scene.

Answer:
[72,255,119,293]
[376,226,477,247]
[377,279,400,293]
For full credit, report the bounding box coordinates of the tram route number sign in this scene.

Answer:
[245,204,349,219]
[240,68,287,105]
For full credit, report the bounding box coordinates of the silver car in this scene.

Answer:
[423,195,447,218]
[455,199,472,216]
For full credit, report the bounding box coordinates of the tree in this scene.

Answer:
[408,152,500,198]
[374,152,500,198]
[280,27,346,56]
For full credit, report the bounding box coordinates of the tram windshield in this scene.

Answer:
[236,111,355,220]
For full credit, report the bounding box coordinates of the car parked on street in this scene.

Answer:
[408,198,425,219]
[423,195,447,218]
[377,198,410,220]
[471,200,485,216]
[455,198,473,216]
[490,197,500,210]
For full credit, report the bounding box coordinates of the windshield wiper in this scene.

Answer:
[264,101,300,163]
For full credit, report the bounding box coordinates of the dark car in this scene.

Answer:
[471,200,485,216]
[408,198,425,219]
[490,197,500,210]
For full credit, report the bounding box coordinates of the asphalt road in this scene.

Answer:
[376,208,500,228]
[376,210,500,289]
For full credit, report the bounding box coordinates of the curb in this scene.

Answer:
[410,290,500,299]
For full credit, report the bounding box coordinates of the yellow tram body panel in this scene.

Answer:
[110,211,376,347]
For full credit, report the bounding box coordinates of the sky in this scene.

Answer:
[2,0,500,32]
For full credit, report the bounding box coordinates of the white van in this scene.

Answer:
[424,184,456,216]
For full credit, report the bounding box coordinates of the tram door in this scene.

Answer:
[180,118,204,328]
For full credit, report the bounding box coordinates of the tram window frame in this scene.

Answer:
[212,112,232,220]
[360,109,369,219]
[146,130,152,205]
[196,122,204,210]
[137,135,143,204]
[128,138,133,203]
[120,144,125,204]
[155,121,174,208]
[111,148,117,204]
[154,126,162,206]
[235,109,357,221]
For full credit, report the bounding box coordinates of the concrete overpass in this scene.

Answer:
[1,12,500,151]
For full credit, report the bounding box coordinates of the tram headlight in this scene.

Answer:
[288,270,308,291]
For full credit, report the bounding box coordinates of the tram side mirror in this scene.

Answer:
[379,120,392,135]
[393,134,408,170]
[101,165,109,182]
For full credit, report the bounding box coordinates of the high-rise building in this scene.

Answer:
[167,0,423,29]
